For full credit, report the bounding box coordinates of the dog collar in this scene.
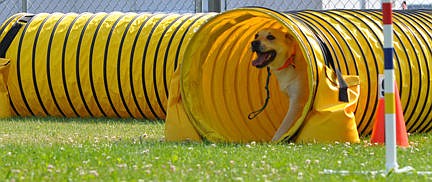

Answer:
[276,55,296,71]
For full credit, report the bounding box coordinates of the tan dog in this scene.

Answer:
[251,28,309,142]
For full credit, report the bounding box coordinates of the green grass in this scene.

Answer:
[1,117,432,181]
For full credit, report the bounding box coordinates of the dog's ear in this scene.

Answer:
[285,33,294,40]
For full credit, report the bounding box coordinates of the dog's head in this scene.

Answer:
[251,28,295,69]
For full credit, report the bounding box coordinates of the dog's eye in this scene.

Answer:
[267,35,275,40]
[255,34,259,39]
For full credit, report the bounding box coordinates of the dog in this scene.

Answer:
[251,28,309,142]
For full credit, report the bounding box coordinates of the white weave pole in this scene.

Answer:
[382,0,398,174]
[381,0,417,174]
[379,1,432,175]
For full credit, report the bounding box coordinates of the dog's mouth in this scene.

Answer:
[252,50,276,68]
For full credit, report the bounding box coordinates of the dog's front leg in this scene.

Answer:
[271,98,303,142]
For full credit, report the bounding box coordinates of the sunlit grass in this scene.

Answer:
[1,117,432,181]
[0,117,163,145]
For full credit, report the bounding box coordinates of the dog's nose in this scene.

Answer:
[251,40,260,48]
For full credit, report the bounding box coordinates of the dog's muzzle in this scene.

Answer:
[251,40,261,52]
[251,40,276,68]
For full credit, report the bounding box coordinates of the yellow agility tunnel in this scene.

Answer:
[1,8,432,143]
[0,12,215,120]
[170,8,432,142]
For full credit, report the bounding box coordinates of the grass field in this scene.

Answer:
[1,117,432,181]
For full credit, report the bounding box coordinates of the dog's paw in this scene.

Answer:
[271,135,281,142]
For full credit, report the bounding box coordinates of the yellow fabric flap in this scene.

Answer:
[0,58,10,69]
[343,75,360,87]
[0,58,11,91]
[294,65,360,143]
[0,58,12,118]
[165,68,202,142]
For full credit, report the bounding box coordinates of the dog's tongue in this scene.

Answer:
[252,53,268,67]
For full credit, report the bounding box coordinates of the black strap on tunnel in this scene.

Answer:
[314,32,349,102]
[0,15,34,58]
[289,13,349,103]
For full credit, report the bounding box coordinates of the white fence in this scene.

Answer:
[0,0,200,24]
[223,0,432,11]
[1,0,432,25]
